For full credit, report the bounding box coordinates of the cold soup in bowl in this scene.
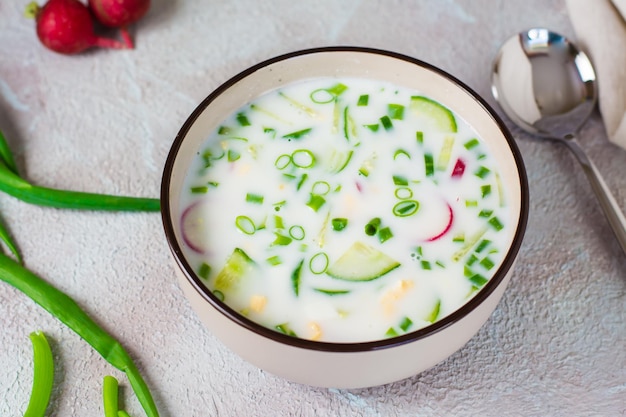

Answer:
[161,47,528,388]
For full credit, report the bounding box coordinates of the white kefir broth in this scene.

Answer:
[179,77,511,343]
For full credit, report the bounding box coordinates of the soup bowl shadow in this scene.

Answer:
[161,47,529,389]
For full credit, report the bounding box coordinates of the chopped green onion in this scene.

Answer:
[357,94,369,106]
[378,226,393,243]
[275,154,292,169]
[480,257,495,270]
[426,300,441,323]
[388,104,405,120]
[273,215,285,229]
[331,218,348,231]
[246,193,264,204]
[424,153,434,176]
[488,216,504,231]
[282,128,312,140]
[380,115,393,130]
[275,323,297,337]
[289,225,305,240]
[103,375,120,417]
[394,187,413,200]
[310,88,335,104]
[272,232,292,246]
[385,327,399,338]
[198,262,211,279]
[266,255,282,266]
[327,83,348,96]
[24,331,54,417]
[273,200,286,212]
[309,252,329,274]
[218,126,232,135]
[469,274,488,287]
[421,260,432,270]
[314,288,350,296]
[292,149,316,168]
[452,227,488,262]
[365,217,381,236]
[466,200,478,207]
[364,124,380,132]
[213,290,225,301]
[190,186,208,194]
[481,185,492,198]
[235,215,256,235]
[227,149,240,162]
[476,239,491,253]
[478,209,493,218]
[464,138,480,150]
[453,233,465,243]
[263,127,277,138]
[291,259,304,296]
[394,149,411,160]
[392,175,409,186]
[475,166,491,179]
[393,200,419,217]
[399,316,413,332]
[466,254,479,266]
[236,112,251,126]
[312,181,331,195]
[416,131,424,144]
[296,173,308,190]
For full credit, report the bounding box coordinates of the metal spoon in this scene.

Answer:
[491,27,626,255]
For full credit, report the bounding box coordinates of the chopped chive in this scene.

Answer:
[198,262,211,279]
[309,252,329,274]
[235,216,256,235]
[331,218,348,231]
[480,257,495,270]
[469,274,488,287]
[488,216,504,231]
[380,115,393,130]
[190,186,208,194]
[306,194,326,212]
[421,260,432,270]
[426,300,441,323]
[365,217,381,236]
[227,149,240,162]
[392,175,409,186]
[296,173,308,190]
[266,255,282,266]
[289,225,305,240]
[275,323,297,337]
[272,232,292,246]
[476,239,491,253]
[364,124,380,132]
[385,327,399,338]
[394,149,411,160]
[246,193,264,204]
[399,316,413,332]
[481,185,492,198]
[236,112,251,126]
[416,131,424,144]
[475,166,491,179]
[291,259,304,296]
[314,288,350,296]
[424,153,434,176]
[464,138,480,150]
[378,226,393,243]
[282,128,312,140]
[393,200,419,217]
[478,209,493,218]
[292,149,316,168]
[357,94,369,106]
[388,104,405,120]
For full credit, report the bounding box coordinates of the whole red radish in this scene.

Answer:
[88,0,151,48]
[27,0,128,54]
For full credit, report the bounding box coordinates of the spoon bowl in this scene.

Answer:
[491,28,626,255]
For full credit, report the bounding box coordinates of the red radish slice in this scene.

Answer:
[28,0,128,54]
[425,203,454,241]
[181,201,210,254]
[451,158,466,178]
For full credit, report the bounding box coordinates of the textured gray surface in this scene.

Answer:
[1,1,625,416]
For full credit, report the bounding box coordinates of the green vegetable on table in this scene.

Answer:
[0,129,160,416]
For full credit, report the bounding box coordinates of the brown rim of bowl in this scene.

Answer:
[161,46,529,353]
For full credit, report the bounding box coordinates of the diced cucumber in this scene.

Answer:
[326,241,400,281]
[214,248,256,296]
[410,96,457,133]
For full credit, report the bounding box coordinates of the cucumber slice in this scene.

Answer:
[326,241,400,281]
[214,248,256,296]
[410,96,457,133]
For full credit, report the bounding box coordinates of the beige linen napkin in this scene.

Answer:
[566,0,626,149]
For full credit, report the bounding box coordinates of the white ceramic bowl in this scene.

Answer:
[161,47,529,389]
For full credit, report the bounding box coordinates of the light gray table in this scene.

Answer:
[1,1,625,416]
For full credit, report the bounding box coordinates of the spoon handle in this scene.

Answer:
[566,138,626,255]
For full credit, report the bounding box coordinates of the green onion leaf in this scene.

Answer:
[481,185,492,198]
[272,232,293,246]
[306,194,326,212]
[291,259,304,296]
[393,149,411,160]
[393,200,419,217]
[246,193,264,204]
[227,149,240,162]
[488,216,504,231]
[464,138,480,150]
[314,288,350,296]
[103,375,120,417]
[331,218,348,231]
[416,131,424,144]
[357,94,369,106]
[392,175,409,186]
[236,112,251,126]
[275,323,298,337]
[388,104,405,120]
[378,226,393,243]
[198,262,211,279]
[24,331,54,417]
[364,124,379,132]
[399,316,413,332]
[426,300,441,323]
[380,115,393,130]
[266,255,282,266]
[424,153,434,177]
[282,128,312,140]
